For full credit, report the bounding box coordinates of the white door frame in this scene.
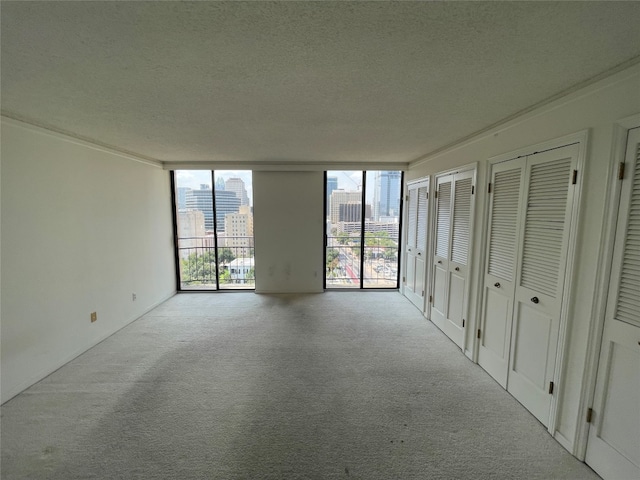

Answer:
[474,131,588,438]
[576,113,640,460]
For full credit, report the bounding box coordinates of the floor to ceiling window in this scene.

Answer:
[172,170,254,290]
[325,170,403,289]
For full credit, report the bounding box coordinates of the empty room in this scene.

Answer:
[1,2,639,479]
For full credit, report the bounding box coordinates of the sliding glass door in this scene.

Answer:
[172,170,254,290]
[325,170,403,289]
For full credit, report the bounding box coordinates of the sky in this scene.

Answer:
[328,170,379,203]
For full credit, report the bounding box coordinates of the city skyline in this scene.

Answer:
[176,170,253,205]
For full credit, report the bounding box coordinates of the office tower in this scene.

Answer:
[176,187,192,209]
[185,185,215,231]
[214,191,241,232]
[225,177,250,206]
[326,176,338,214]
[185,185,240,232]
[330,190,362,225]
[224,205,254,256]
[373,171,401,220]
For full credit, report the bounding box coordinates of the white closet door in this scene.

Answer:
[404,180,428,310]
[478,158,526,387]
[586,127,640,480]
[442,170,474,347]
[507,144,579,426]
[431,170,475,348]
[431,175,453,330]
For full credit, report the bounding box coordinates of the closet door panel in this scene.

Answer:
[586,127,640,479]
[447,271,465,328]
[432,261,448,318]
[441,171,474,347]
[431,176,452,329]
[404,181,429,310]
[507,144,579,427]
[510,303,554,393]
[482,289,511,360]
[478,159,525,387]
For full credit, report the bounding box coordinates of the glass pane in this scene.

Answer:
[214,171,255,289]
[364,170,401,288]
[174,170,217,290]
[326,171,363,288]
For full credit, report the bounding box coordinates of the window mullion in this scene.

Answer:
[211,170,220,289]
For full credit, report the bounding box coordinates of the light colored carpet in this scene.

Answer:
[1,292,599,479]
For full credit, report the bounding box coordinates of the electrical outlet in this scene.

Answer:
[90,312,97,323]
[132,293,137,301]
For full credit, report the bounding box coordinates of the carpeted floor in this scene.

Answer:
[1,292,599,479]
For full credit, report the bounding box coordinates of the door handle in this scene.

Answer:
[494,282,501,288]
[455,267,460,272]
[417,252,422,256]
[437,260,442,264]
[531,297,539,304]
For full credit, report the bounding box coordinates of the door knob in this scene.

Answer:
[437,260,442,264]
[455,267,460,271]
[494,282,501,288]
[531,297,539,304]
[418,252,422,256]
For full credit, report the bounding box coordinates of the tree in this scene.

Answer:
[181,250,216,284]
[337,232,350,245]
[326,248,340,276]
[219,269,231,284]
[384,248,397,261]
[245,268,255,282]
[218,248,236,264]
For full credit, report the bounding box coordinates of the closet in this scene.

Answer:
[430,168,475,348]
[404,178,429,311]
[477,143,580,427]
[585,127,640,479]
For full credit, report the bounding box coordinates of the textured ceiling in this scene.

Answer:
[2,1,640,165]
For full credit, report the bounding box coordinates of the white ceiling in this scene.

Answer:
[2,1,640,165]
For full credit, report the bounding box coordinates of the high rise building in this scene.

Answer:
[338,202,371,222]
[214,191,241,232]
[330,190,361,224]
[225,177,250,206]
[326,176,338,214]
[339,202,362,222]
[224,205,254,256]
[215,177,226,191]
[373,171,401,220]
[185,185,240,232]
[177,209,206,259]
[185,185,215,231]
[176,187,192,209]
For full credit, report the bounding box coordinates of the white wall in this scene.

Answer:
[406,64,640,454]
[0,119,176,403]
[253,171,324,293]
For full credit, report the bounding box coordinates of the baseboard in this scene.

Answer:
[255,289,324,294]
[554,430,574,456]
[1,291,176,404]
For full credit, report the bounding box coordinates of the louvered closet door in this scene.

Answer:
[404,180,428,310]
[586,127,640,480]
[431,175,453,328]
[507,144,579,427]
[441,170,475,348]
[478,158,526,388]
